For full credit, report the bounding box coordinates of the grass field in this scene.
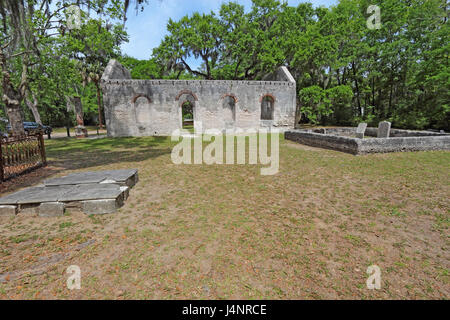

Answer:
[0,135,448,299]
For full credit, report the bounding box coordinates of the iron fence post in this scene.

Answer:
[0,137,4,182]
[39,133,47,166]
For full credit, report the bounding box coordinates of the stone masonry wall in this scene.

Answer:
[101,60,297,137]
[285,129,450,155]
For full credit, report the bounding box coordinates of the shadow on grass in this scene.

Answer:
[1,136,173,194]
[0,166,61,195]
[45,136,173,171]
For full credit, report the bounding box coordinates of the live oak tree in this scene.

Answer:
[153,0,449,130]
[0,0,148,135]
[65,18,128,128]
[2,0,447,133]
[119,56,162,79]
[154,12,222,80]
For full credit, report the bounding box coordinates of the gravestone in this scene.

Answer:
[377,121,391,138]
[356,123,368,139]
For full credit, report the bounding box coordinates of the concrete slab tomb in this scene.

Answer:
[44,169,138,188]
[0,169,138,217]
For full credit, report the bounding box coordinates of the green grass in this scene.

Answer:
[0,134,448,300]
[59,222,74,230]
[182,125,194,133]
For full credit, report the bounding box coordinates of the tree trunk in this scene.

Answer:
[351,62,362,116]
[388,81,393,118]
[294,107,302,129]
[25,91,42,125]
[6,103,25,136]
[62,107,71,137]
[372,77,375,107]
[0,48,25,136]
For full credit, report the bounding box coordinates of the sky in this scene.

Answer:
[121,0,338,68]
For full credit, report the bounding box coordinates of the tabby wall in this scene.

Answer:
[101,60,297,137]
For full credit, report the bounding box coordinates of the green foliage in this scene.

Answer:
[0,0,148,131]
[1,0,447,131]
[325,85,354,125]
[153,0,449,130]
[299,86,329,125]
[298,85,353,125]
[119,56,162,79]
[153,11,222,79]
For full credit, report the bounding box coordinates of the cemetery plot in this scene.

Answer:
[286,125,450,155]
[0,169,138,216]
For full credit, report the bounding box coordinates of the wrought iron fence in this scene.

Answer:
[0,133,47,182]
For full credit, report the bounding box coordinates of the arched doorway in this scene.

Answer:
[176,92,197,132]
[181,100,194,131]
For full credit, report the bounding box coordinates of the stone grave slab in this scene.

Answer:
[44,169,138,187]
[83,199,121,215]
[0,205,17,216]
[0,169,138,216]
[0,184,124,204]
[57,184,124,202]
[0,186,64,205]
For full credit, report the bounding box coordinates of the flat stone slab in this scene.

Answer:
[58,184,124,202]
[0,184,125,205]
[44,169,138,187]
[0,186,66,205]
[0,169,138,216]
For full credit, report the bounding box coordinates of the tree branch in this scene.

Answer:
[180,56,209,78]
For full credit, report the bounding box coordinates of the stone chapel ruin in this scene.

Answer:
[101,59,297,137]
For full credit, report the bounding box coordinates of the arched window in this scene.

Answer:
[134,95,152,125]
[222,95,236,124]
[261,95,274,120]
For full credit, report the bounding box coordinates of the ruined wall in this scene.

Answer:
[285,129,450,155]
[101,60,297,137]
